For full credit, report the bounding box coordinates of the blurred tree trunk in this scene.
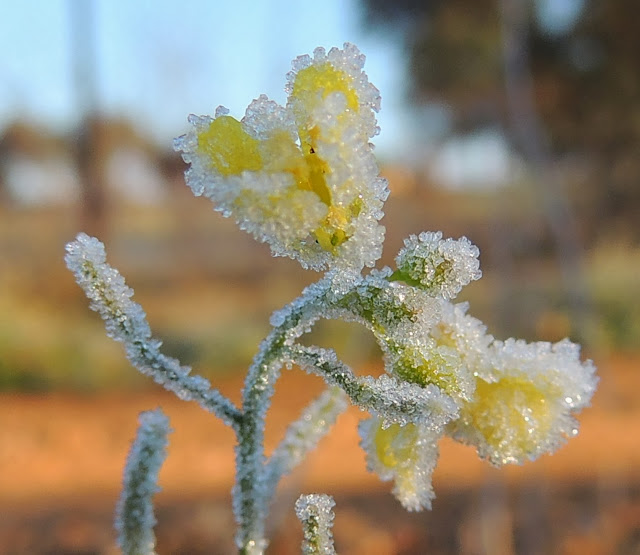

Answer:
[70,0,107,239]
[75,118,107,239]
[499,0,591,341]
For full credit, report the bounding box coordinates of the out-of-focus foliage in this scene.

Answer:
[361,0,640,243]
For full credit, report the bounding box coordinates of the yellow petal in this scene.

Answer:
[291,62,360,113]
[464,376,558,461]
[375,422,419,469]
[197,116,263,175]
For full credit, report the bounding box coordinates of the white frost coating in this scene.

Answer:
[265,387,348,498]
[325,269,442,346]
[295,494,337,555]
[393,231,482,299]
[65,233,150,341]
[359,415,441,511]
[268,275,334,337]
[430,300,494,375]
[115,409,171,555]
[303,68,388,279]
[65,233,240,427]
[286,43,381,124]
[448,337,598,466]
[175,43,388,277]
[321,271,478,403]
[289,344,458,429]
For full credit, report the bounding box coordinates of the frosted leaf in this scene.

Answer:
[175,43,388,275]
[391,232,481,299]
[448,337,598,465]
[115,409,171,555]
[65,234,240,427]
[359,415,441,511]
[295,494,337,555]
[64,233,150,341]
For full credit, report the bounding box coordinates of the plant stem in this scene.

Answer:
[234,281,331,554]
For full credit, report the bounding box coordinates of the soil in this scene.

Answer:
[1,355,639,554]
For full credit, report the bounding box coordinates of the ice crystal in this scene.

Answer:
[266,387,348,490]
[391,232,481,299]
[359,415,440,511]
[295,494,337,555]
[175,43,388,279]
[65,233,241,427]
[448,338,598,465]
[429,300,494,375]
[328,269,441,343]
[115,409,171,555]
[384,339,473,402]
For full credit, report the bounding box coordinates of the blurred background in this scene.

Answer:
[1,0,639,553]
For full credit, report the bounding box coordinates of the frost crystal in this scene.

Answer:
[295,494,337,555]
[391,232,481,299]
[174,43,388,278]
[115,409,171,555]
[448,338,598,465]
[266,387,348,497]
[290,344,458,429]
[429,300,494,374]
[65,233,241,427]
[359,415,440,511]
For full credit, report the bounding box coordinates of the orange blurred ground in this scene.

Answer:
[1,354,639,554]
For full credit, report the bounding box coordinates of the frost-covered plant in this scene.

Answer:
[65,43,597,554]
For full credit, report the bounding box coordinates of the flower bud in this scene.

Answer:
[391,232,481,299]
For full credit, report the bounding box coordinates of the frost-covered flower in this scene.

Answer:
[175,43,388,278]
[384,340,473,402]
[429,300,494,377]
[390,232,481,299]
[448,338,598,465]
[359,415,441,511]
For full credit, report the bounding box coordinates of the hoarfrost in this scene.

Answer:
[295,494,337,555]
[115,409,171,555]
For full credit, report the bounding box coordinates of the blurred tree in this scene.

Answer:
[71,0,107,238]
[361,0,640,243]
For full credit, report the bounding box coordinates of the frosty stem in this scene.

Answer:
[235,285,331,554]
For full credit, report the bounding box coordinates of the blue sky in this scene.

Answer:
[0,0,586,184]
[0,0,412,157]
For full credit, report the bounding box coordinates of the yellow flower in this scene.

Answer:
[359,416,440,511]
[389,342,473,402]
[448,338,597,465]
[175,44,388,276]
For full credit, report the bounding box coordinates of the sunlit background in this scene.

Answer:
[1,0,639,553]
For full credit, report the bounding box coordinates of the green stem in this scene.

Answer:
[234,281,331,554]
